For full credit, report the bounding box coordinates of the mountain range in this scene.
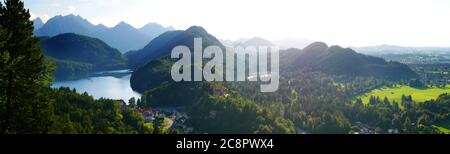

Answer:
[280,42,418,80]
[129,27,418,94]
[220,37,314,50]
[353,45,450,55]
[33,14,174,53]
[273,37,315,50]
[34,21,419,83]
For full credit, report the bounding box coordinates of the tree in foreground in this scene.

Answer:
[0,0,54,134]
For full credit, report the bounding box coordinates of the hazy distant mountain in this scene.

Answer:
[235,38,251,44]
[35,15,97,37]
[32,17,44,31]
[97,21,152,53]
[233,37,274,47]
[219,39,234,47]
[273,38,315,50]
[220,37,275,49]
[221,37,314,50]
[280,42,418,81]
[353,45,450,55]
[139,23,175,38]
[126,26,224,69]
[34,14,173,53]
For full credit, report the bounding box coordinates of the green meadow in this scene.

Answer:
[433,126,450,134]
[357,85,450,104]
[433,121,450,134]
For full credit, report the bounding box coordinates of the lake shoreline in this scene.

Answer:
[52,70,141,101]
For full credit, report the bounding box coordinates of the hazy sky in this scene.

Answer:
[24,0,450,47]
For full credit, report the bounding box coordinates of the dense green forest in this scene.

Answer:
[135,66,450,134]
[46,57,94,80]
[48,87,152,134]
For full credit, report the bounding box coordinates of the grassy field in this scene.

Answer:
[433,121,450,134]
[357,85,450,104]
[433,125,450,134]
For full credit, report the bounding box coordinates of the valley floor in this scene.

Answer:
[357,85,450,104]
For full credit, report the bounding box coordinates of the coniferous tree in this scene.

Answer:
[128,97,136,108]
[0,0,54,134]
[383,97,390,107]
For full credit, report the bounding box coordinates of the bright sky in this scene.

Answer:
[24,0,450,47]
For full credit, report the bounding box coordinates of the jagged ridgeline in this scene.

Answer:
[40,33,127,80]
[34,14,174,53]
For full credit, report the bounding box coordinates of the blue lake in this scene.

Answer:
[52,71,141,101]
